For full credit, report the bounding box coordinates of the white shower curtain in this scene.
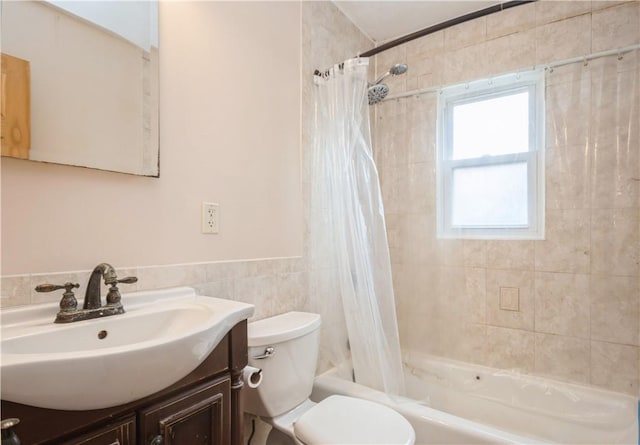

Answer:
[310,58,404,395]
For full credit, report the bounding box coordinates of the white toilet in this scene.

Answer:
[244,311,415,445]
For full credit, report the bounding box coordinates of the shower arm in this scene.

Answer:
[371,71,393,86]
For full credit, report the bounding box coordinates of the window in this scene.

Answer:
[436,71,544,239]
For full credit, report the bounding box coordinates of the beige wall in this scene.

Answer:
[374,1,640,396]
[1,1,302,275]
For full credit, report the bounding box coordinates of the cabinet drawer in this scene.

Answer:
[139,377,231,445]
[60,415,135,445]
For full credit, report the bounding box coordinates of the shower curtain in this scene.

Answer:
[310,58,405,395]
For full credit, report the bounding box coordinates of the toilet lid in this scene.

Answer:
[294,395,415,445]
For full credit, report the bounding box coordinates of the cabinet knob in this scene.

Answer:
[148,435,163,445]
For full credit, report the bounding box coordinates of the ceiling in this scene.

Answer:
[333,1,500,43]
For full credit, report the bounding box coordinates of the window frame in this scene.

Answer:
[436,71,545,240]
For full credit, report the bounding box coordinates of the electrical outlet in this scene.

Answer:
[202,202,219,234]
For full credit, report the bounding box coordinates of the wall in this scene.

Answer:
[374,0,640,396]
[1,2,302,281]
[1,0,373,335]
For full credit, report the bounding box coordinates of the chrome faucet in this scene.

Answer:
[35,263,137,323]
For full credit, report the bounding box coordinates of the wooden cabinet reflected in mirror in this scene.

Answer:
[0,1,159,177]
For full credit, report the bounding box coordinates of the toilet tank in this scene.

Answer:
[244,312,321,418]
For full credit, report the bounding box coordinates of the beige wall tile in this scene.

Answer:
[592,2,640,53]
[591,340,639,395]
[486,240,535,271]
[591,68,639,158]
[1,275,31,307]
[546,76,591,149]
[405,53,445,91]
[591,208,639,276]
[485,30,536,76]
[534,333,590,383]
[447,322,488,364]
[463,240,487,268]
[486,269,535,330]
[406,31,445,59]
[486,3,536,40]
[406,162,435,214]
[545,147,591,210]
[535,209,591,273]
[591,143,640,210]
[136,263,206,291]
[195,280,234,300]
[465,267,487,324]
[536,1,591,26]
[536,14,591,66]
[434,238,466,267]
[443,43,489,85]
[275,271,309,312]
[403,316,447,357]
[485,326,535,371]
[379,163,410,215]
[445,17,487,51]
[590,274,639,345]
[534,272,590,338]
[235,275,276,321]
[406,95,437,164]
[401,213,437,265]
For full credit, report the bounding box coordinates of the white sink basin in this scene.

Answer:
[1,287,254,410]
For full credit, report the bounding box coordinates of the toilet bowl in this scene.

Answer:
[244,311,415,445]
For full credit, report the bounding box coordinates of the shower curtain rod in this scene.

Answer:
[357,1,536,59]
[379,43,640,103]
[314,0,534,76]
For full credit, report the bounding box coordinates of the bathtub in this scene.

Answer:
[311,353,638,445]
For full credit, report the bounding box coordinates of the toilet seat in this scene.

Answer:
[293,395,415,445]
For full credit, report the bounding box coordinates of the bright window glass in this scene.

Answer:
[452,92,529,159]
[451,163,528,227]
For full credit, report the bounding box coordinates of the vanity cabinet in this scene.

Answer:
[60,416,136,445]
[139,377,230,445]
[1,321,248,445]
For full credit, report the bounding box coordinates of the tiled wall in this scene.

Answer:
[375,0,640,396]
[1,257,308,322]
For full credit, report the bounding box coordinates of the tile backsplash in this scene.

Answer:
[1,257,308,323]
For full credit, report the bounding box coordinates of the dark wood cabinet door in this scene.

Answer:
[60,416,135,445]
[139,377,230,445]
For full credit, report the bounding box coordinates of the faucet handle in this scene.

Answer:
[35,282,80,314]
[35,282,79,294]
[105,276,137,306]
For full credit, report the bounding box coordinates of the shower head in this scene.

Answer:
[367,63,408,105]
[371,63,409,85]
[368,84,389,105]
[389,63,408,76]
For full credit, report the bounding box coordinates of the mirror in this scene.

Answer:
[1,1,159,177]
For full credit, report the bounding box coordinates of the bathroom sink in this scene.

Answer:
[0,287,254,410]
